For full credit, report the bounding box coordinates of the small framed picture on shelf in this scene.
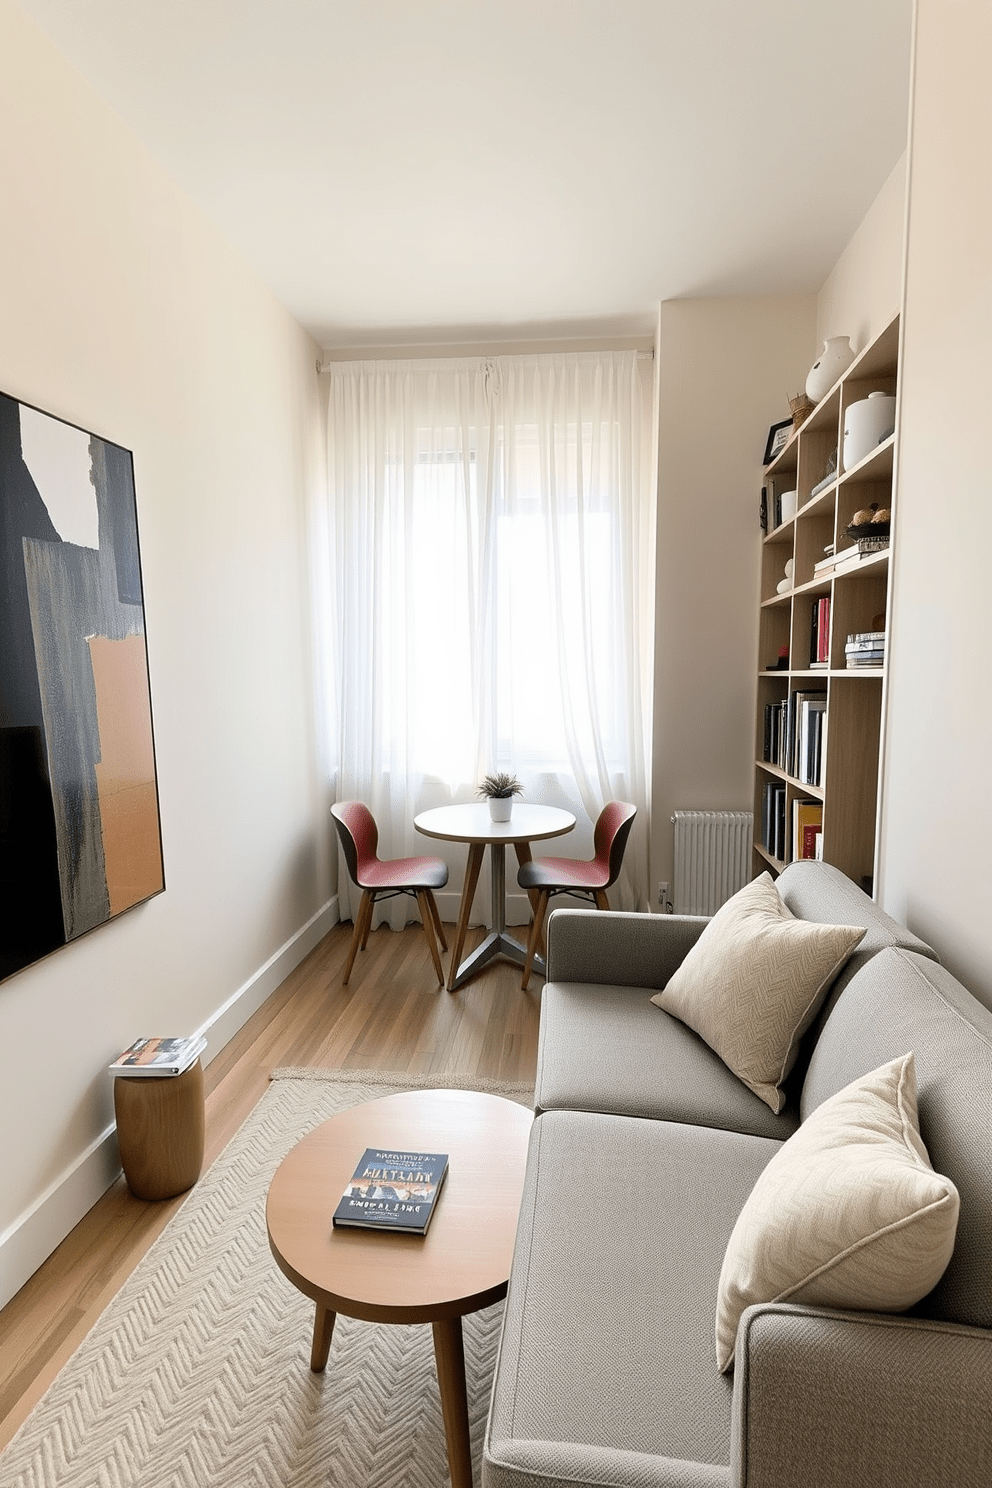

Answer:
[763,419,792,466]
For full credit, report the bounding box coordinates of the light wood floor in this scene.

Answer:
[0,919,542,1452]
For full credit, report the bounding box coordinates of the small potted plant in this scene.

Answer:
[477,771,523,822]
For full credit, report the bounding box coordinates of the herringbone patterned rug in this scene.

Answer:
[1,1068,533,1488]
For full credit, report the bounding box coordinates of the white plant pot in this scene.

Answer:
[488,797,514,821]
[780,489,798,523]
[805,336,855,403]
[842,392,896,471]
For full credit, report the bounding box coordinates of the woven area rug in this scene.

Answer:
[1,1068,533,1488]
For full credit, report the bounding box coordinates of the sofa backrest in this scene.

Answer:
[801,946,992,1332]
[776,861,938,1091]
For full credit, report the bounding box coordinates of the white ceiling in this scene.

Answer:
[16,1,913,350]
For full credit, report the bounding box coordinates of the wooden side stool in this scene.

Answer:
[113,1058,205,1200]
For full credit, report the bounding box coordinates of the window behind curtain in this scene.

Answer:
[323,350,652,924]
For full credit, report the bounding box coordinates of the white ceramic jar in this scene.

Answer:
[805,336,855,402]
[843,392,896,471]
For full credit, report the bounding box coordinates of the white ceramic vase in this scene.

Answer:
[805,336,855,403]
[842,391,897,471]
[488,797,513,822]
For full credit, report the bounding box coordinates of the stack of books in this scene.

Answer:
[762,690,827,785]
[845,631,886,668]
[109,1034,206,1077]
[833,546,888,576]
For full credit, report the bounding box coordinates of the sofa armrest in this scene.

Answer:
[545,908,708,990]
[732,1303,992,1488]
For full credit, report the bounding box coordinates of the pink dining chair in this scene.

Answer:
[516,801,637,990]
[331,802,448,985]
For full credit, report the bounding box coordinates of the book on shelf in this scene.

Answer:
[817,596,830,664]
[792,799,823,861]
[332,1148,449,1234]
[812,550,837,573]
[799,698,827,785]
[832,547,888,576]
[846,655,885,668]
[848,630,886,644]
[789,689,827,781]
[761,781,787,861]
[808,595,830,667]
[763,699,788,768]
[109,1034,206,1077]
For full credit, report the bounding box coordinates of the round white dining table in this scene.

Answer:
[414,803,575,991]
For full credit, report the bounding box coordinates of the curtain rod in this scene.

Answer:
[317,347,654,374]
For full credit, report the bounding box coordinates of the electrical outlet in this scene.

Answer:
[657,881,669,909]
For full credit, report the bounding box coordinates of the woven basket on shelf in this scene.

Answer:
[789,393,816,430]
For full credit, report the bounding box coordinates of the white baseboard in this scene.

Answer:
[0,896,340,1312]
[195,897,339,1055]
[0,1125,122,1314]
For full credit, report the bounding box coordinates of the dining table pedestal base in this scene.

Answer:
[413,803,577,992]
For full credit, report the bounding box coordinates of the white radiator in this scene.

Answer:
[672,811,753,916]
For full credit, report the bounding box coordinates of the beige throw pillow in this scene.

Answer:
[715,1052,959,1372]
[651,873,864,1112]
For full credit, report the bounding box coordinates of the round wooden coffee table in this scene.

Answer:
[266,1087,532,1488]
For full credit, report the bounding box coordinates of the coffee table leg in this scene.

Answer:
[432,1315,473,1488]
[310,1302,336,1372]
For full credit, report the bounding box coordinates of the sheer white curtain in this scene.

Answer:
[324,349,653,927]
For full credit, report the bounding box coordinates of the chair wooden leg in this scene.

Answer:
[521,891,550,991]
[594,890,611,912]
[358,889,376,950]
[416,890,446,986]
[342,890,374,984]
[426,890,447,951]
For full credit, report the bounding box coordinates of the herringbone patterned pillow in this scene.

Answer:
[652,872,864,1111]
[715,1051,959,1371]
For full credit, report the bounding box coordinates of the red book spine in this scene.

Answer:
[817,597,830,664]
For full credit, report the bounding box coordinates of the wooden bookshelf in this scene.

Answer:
[754,314,900,894]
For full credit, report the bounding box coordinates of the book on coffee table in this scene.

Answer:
[332,1147,449,1234]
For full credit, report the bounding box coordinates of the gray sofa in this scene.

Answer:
[483,861,992,1488]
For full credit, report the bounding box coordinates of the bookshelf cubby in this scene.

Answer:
[754,313,900,894]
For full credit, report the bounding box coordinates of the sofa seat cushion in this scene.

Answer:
[716,1052,959,1371]
[536,981,799,1140]
[484,1110,782,1488]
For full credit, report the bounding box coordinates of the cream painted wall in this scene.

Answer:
[878,0,992,1008]
[0,2,331,1305]
[652,296,817,896]
[816,152,908,357]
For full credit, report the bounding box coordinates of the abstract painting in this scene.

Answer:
[1,392,164,983]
